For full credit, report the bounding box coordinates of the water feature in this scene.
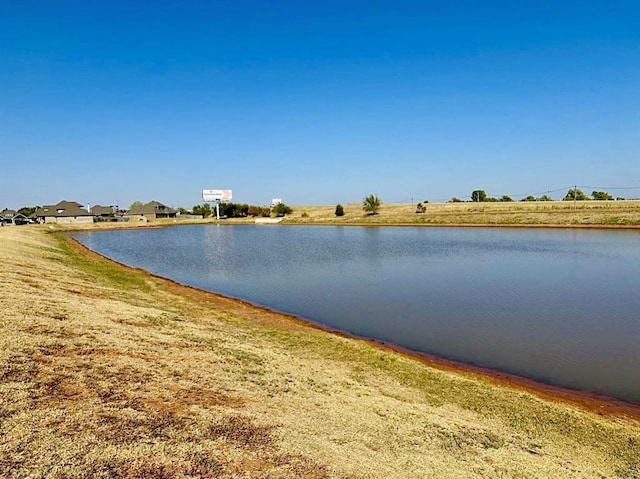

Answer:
[75,225,640,403]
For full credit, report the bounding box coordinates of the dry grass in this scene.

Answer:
[1,225,639,478]
[288,200,640,227]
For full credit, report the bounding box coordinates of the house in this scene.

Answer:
[33,201,95,224]
[13,213,30,225]
[91,205,128,223]
[90,205,116,220]
[91,205,114,217]
[126,201,176,221]
[0,209,16,225]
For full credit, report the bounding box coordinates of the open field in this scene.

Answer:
[1,225,640,478]
[286,200,640,226]
[31,200,640,230]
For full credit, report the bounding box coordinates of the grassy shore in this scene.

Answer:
[1,225,639,478]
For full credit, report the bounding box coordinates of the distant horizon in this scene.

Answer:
[2,1,638,210]
[3,182,640,212]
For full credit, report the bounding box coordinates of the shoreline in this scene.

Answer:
[67,231,640,422]
[4,225,639,477]
[43,217,640,239]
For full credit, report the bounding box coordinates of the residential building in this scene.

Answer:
[0,209,16,225]
[33,201,94,224]
[126,201,176,221]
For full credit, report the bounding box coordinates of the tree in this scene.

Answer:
[563,189,588,201]
[499,195,513,202]
[521,195,536,202]
[17,206,38,217]
[537,195,553,201]
[449,197,463,203]
[248,205,271,217]
[362,194,381,215]
[272,203,292,217]
[178,207,189,214]
[129,201,144,209]
[192,203,212,217]
[335,204,344,217]
[219,202,238,217]
[592,191,613,201]
[471,190,487,202]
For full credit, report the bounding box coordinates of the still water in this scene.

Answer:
[75,225,640,403]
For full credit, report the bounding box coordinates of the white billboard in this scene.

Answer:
[202,189,232,202]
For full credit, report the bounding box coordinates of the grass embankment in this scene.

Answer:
[286,201,640,227]
[1,226,639,478]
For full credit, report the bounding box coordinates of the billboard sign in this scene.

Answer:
[202,189,232,202]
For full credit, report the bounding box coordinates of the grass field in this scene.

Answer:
[285,200,640,226]
[41,200,640,230]
[1,225,639,478]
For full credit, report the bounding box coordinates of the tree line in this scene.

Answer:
[456,188,620,203]
[181,202,293,218]
[340,187,625,219]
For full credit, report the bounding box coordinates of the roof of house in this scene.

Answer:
[127,201,176,215]
[51,200,84,209]
[0,209,16,218]
[91,205,114,216]
[34,200,93,218]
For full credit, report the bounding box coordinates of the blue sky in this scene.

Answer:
[1,1,639,209]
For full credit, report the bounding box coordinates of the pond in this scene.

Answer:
[75,225,640,404]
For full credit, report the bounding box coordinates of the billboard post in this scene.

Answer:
[202,189,232,220]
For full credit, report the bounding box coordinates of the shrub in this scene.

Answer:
[335,204,344,217]
[362,194,381,215]
[248,206,271,217]
[272,203,293,217]
[592,191,613,201]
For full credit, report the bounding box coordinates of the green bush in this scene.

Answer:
[592,191,613,201]
[272,203,293,217]
[335,204,344,217]
[362,195,381,215]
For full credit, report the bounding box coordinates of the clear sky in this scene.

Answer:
[1,1,639,209]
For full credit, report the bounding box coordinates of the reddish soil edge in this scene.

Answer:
[66,234,640,422]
